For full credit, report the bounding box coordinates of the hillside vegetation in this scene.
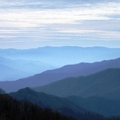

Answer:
[0,94,75,120]
[34,68,120,100]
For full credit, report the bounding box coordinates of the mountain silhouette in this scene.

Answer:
[0,57,120,92]
[9,87,105,120]
[0,46,120,67]
[34,68,120,100]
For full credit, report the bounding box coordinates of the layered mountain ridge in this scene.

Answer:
[0,57,120,92]
[34,68,120,100]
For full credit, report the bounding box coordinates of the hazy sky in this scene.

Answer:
[0,0,120,49]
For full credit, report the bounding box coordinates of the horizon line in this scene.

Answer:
[0,45,120,50]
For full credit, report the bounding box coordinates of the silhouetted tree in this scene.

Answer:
[0,94,75,120]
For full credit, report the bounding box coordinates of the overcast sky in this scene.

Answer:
[0,0,120,49]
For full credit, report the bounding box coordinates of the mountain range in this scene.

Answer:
[9,87,120,117]
[9,87,105,120]
[0,57,120,92]
[0,46,120,81]
[0,47,120,67]
[0,63,27,81]
[1,87,120,119]
[0,46,120,119]
[0,55,54,81]
[34,68,120,100]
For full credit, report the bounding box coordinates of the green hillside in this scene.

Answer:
[9,88,104,120]
[34,68,120,100]
[10,87,85,113]
[66,96,120,117]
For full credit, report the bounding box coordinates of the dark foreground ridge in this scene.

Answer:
[0,94,75,120]
[1,88,120,120]
[9,87,104,120]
